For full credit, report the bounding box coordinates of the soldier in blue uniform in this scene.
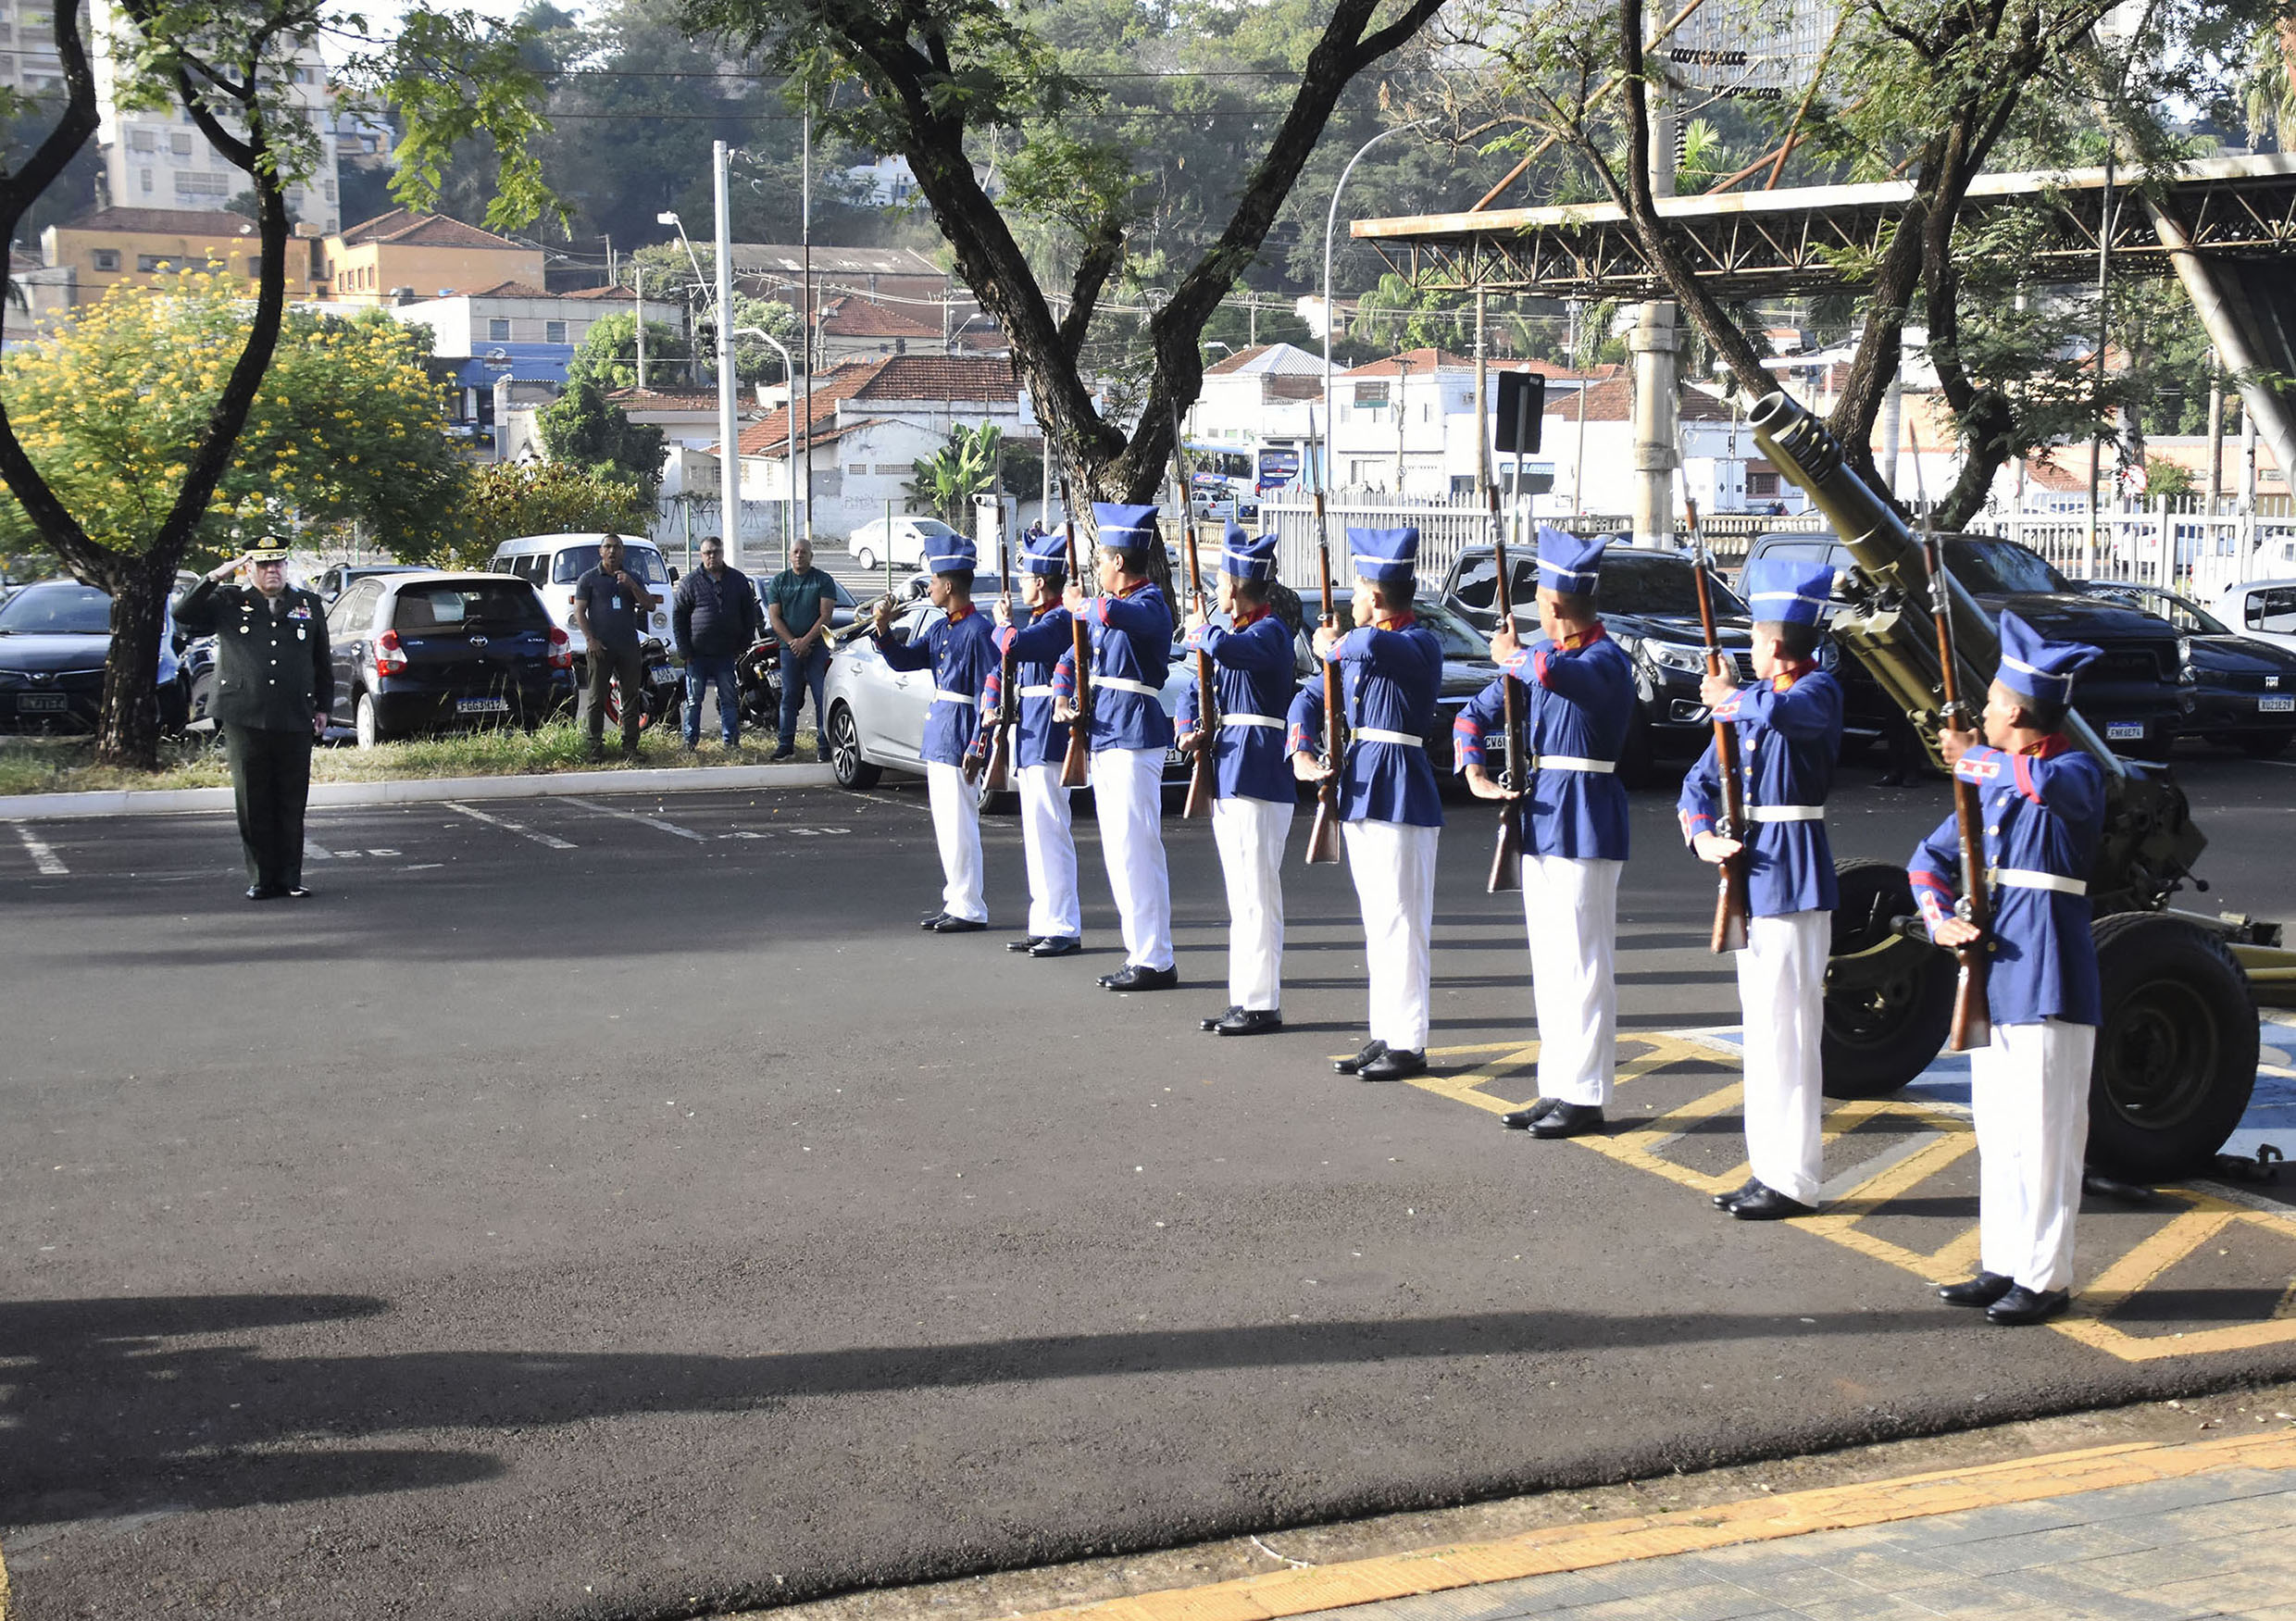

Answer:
[1055,503,1179,991]
[1179,527,1298,1036]
[1681,556,1845,1219]
[1456,526,1635,1139]
[870,530,1000,933]
[1910,612,2106,1326]
[1288,526,1445,1081]
[987,527,1083,957]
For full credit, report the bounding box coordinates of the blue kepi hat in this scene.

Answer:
[1348,526,1418,589]
[1533,525,1604,594]
[1221,525,1278,582]
[1741,556,1835,626]
[924,529,978,575]
[1019,526,1067,576]
[1995,609,2100,707]
[1093,503,1160,556]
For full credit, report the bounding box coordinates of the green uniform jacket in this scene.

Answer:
[172,580,334,730]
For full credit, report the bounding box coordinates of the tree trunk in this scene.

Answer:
[96,555,176,765]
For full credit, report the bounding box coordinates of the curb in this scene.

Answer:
[0,762,840,821]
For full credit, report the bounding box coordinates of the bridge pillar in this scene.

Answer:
[1631,303,1678,546]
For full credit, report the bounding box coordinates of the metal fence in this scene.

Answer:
[1966,501,2296,601]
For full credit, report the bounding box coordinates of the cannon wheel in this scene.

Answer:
[2085,913,2257,1182]
[1820,857,1954,1099]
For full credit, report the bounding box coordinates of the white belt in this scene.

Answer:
[1353,728,1424,747]
[1222,713,1284,729]
[1019,684,1054,698]
[1536,755,1615,773]
[1749,804,1826,823]
[1993,867,2087,896]
[932,689,978,705]
[1095,676,1162,698]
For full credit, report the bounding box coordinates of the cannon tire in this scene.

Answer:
[1820,857,1955,1099]
[2085,913,2256,1182]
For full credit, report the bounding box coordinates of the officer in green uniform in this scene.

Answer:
[172,539,333,899]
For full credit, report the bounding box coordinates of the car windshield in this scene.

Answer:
[905,520,960,540]
[1943,538,2073,595]
[0,580,109,634]
[550,545,671,585]
[393,581,549,630]
[2088,584,2230,636]
[1452,546,1748,620]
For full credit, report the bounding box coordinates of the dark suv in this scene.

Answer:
[1441,541,1886,783]
[1742,532,2189,757]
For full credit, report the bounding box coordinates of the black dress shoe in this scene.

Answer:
[1008,937,1045,953]
[1529,1102,1605,1140]
[1713,1177,1762,1210]
[1502,1099,1562,1131]
[1201,1005,1242,1032]
[1988,1285,2069,1326]
[245,884,284,901]
[927,915,987,933]
[920,912,949,930]
[1728,1184,1816,1220]
[1356,1048,1427,1082]
[1334,1040,1387,1075]
[283,886,312,900]
[1938,1272,2015,1308]
[1103,964,1179,991]
[1214,1009,1283,1037]
[2082,1168,2159,1204]
[1029,937,1082,958]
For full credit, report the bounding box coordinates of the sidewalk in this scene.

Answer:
[1023,1432,2296,1621]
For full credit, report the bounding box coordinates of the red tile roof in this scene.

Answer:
[334,209,528,251]
[608,387,735,411]
[730,360,888,454]
[817,295,942,340]
[1343,347,1475,377]
[723,417,884,460]
[52,207,257,237]
[847,354,1017,403]
[1542,378,1740,422]
[459,281,556,300]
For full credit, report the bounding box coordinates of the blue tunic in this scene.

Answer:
[990,605,1074,771]
[874,605,998,767]
[1284,619,1445,828]
[1679,667,1844,916]
[1054,581,1175,753]
[1908,738,2104,1027]
[1177,611,1298,804]
[1454,627,1634,861]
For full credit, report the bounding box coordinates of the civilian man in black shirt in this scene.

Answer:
[571,532,658,762]
[672,534,763,749]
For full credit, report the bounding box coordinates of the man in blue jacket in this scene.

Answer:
[1289,526,1445,1081]
[988,526,1083,957]
[1682,556,1845,1219]
[1179,527,1299,1036]
[870,530,1000,932]
[1910,612,2106,1326]
[1456,526,1635,1138]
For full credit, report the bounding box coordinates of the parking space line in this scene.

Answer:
[561,795,707,842]
[9,820,67,875]
[443,801,578,850]
[303,839,333,862]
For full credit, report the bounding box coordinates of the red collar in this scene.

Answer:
[945,602,977,623]
[1770,657,1815,692]
[1116,579,1152,598]
[1371,609,1416,631]
[2021,732,2073,758]
[1230,604,1270,630]
[1555,622,1605,652]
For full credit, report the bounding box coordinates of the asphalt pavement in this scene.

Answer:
[6,752,2296,1620]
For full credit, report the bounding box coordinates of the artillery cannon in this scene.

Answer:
[1750,392,2283,1180]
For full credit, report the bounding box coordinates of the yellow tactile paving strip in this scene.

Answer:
[1022,1430,2296,1621]
[1406,1034,2296,1364]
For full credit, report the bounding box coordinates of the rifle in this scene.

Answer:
[1168,395,1216,819]
[1483,480,1524,894]
[969,505,1017,791]
[1922,527,1994,1052]
[1304,405,1343,866]
[1686,494,1750,954]
[1057,473,1093,789]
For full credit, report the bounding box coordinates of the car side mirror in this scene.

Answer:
[668,567,680,583]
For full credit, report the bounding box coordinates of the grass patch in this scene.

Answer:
[0,721,821,797]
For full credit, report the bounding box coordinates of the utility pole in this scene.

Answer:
[1632,75,1679,547]
[802,106,815,541]
[714,138,739,567]
[1393,353,1410,493]
[633,260,646,393]
[1474,287,1490,499]
[2207,347,2225,510]
[2087,147,2115,579]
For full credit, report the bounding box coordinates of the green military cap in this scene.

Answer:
[245,536,293,564]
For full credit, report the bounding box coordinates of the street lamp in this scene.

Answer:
[736,325,801,563]
[1323,121,1429,494]
[656,209,710,294]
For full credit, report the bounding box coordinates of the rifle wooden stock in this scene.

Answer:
[1058,476,1092,789]
[1305,483,1344,865]
[1689,500,1751,954]
[1483,483,1525,895]
[1924,531,1993,1052]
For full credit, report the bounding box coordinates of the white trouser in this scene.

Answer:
[1734,910,1830,1204]
[1972,1017,2097,1293]
[1017,762,1080,940]
[1521,854,1623,1107]
[1091,747,1172,970]
[924,761,987,923]
[1343,819,1439,1052]
[1212,795,1294,1011]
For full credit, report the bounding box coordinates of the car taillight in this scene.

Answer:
[375,629,408,677]
[547,626,573,669]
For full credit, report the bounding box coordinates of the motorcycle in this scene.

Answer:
[598,635,685,735]
[736,632,782,732]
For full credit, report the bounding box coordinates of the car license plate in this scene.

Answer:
[2263,696,2294,713]
[17,692,67,712]
[2106,721,2144,741]
[1164,748,1183,771]
[455,696,510,715]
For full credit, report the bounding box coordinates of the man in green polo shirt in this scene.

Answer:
[765,537,838,760]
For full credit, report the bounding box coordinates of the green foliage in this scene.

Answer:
[536,374,668,502]
[906,423,1004,526]
[2147,458,2197,498]
[422,460,653,570]
[568,311,697,392]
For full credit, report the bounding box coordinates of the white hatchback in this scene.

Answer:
[2212,580,2296,655]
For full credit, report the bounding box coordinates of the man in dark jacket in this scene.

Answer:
[172,540,332,900]
[671,535,762,748]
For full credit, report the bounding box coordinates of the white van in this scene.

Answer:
[488,532,678,655]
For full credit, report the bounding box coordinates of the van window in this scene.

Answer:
[550,544,669,585]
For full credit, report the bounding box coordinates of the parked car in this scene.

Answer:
[313,562,425,604]
[0,578,189,734]
[486,532,678,659]
[846,516,966,576]
[324,570,574,747]
[2078,580,2296,755]
[1740,531,2190,758]
[2210,579,2296,655]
